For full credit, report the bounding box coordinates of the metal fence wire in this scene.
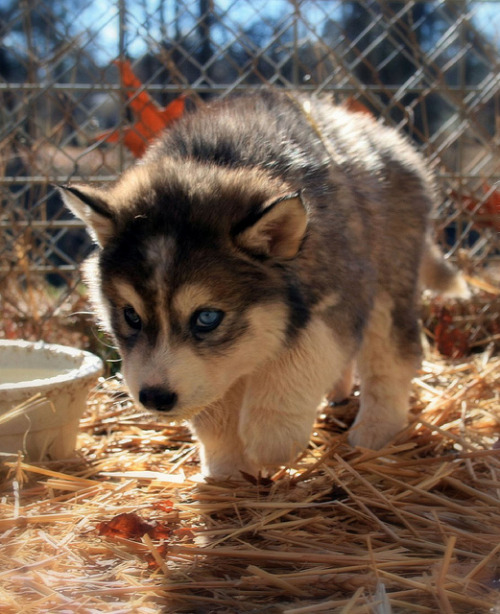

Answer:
[0,0,499,326]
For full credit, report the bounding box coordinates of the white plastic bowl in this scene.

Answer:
[0,340,104,461]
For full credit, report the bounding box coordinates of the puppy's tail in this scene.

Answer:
[419,237,470,299]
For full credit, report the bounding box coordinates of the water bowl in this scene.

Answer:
[0,340,104,461]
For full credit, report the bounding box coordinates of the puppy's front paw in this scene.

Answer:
[200,455,259,481]
[196,439,259,480]
[348,418,407,450]
[240,418,312,470]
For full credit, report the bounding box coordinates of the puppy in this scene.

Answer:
[60,89,468,478]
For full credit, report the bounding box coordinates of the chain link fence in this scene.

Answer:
[1,0,499,342]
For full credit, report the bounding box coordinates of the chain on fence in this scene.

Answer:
[0,0,499,346]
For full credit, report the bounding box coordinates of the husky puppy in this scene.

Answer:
[60,89,468,478]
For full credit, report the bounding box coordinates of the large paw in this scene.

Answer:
[198,444,259,480]
[348,417,407,450]
[240,419,312,469]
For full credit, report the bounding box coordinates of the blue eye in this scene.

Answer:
[123,306,142,330]
[192,309,224,334]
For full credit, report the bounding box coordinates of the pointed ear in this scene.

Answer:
[235,192,308,259]
[58,184,115,247]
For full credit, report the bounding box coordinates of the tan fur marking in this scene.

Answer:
[313,291,340,313]
[113,280,146,315]
[107,165,154,209]
[172,284,215,321]
[146,235,176,333]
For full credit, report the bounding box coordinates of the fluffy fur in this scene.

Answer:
[60,89,468,478]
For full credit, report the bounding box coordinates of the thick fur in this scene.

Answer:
[60,89,468,478]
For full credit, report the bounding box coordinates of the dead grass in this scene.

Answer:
[0,347,499,614]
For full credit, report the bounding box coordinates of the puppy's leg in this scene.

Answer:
[239,318,348,470]
[190,379,258,479]
[349,292,421,449]
[327,359,355,404]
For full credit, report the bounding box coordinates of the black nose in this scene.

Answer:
[139,386,178,412]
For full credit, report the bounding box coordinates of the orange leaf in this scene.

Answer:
[434,307,470,358]
[114,59,184,140]
[97,512,153,539]
[146,544,169,568]
[344,97,373,117]
[115,59,143,90]
[173,527,195,540]
[121,128,152,158]
[95,127,150,157]
[95,60,186,157]
[153,500,175,513]
[161,95,186,123]
[97,511,171,541]
[452,185,500,231]
[115,60,162,127]
[149,524,172,540]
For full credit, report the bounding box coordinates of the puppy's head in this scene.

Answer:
[60,159,309,419]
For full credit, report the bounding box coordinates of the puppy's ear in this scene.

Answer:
[235,192,308,259]
[58,185,115,247]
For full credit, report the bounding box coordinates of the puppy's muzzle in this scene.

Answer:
[139,386,178,412]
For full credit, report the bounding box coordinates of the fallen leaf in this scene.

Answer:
[153,500,174,513]
[149,524,172,540]
[95,60,185,157]
[145,544,169,568]
[97,511,171,541]
[452,184,500,232]
[434,306,470,358]
[173,527,195,540]
[97,512,153,539]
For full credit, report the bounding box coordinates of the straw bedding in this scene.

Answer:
[1,347,499,613]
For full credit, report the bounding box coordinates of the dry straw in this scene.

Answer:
[0,350,499,613]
